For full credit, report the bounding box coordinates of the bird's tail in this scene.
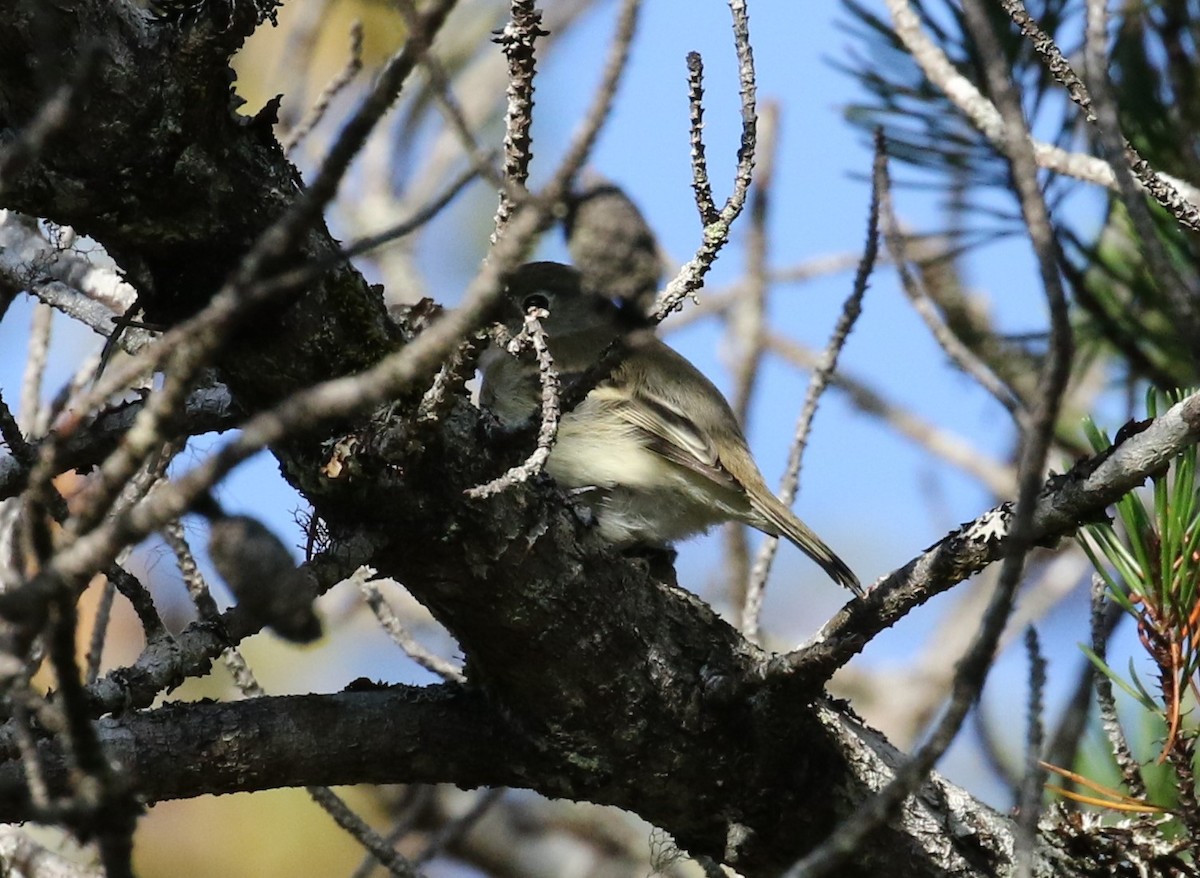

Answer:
[751,493,863,597]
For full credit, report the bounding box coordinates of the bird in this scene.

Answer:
[479,261,862,597]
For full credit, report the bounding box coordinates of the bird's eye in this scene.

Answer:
[522,293,551,312]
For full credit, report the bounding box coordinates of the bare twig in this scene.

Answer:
[0,389,170,660]
[466,297,560,498]
[837,549,1087,753]
[1017,626,1047,878]
[414,788,504,865]
[308,785,424,878]
[343,163,486,259]
[724,102,777,607]
[684,52,718,226]
[163,525,421,876]
[971,695,1021,797]
[0,384,236,504]
[785,0,1092,689]
[740,132,881,640]
[347,787,433,878]
[269,0,335,132]
[661,253,867,332]
[163,520,224,625]
[653,0,757,320]
[1043,594,1123,802]
[764,333,1016,496]
[84,576,116,685]
[9,685,51,813]
[65,3,454,535]
[104,564,168,644]
[18,303,53,435]
[21,0,463,600]
[46,589,136,878]
[491,0,546,241]
[878,169,1028,425]
[354,568,465,683]
[393,0,501,188]
[281,20,365,155]
[542,0,642,203]
[1089,573,1146,799]
[22,0,457,539]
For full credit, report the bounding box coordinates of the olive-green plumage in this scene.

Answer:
[480,261,861,596]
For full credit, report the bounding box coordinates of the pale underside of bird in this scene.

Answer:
[480,262,862,597]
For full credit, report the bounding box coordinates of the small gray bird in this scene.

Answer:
[480,261,861,596]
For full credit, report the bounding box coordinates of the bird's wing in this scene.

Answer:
[590,385,742,492]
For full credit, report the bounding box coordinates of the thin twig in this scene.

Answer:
[661,252,867,332]
[395,0,503,188]
[1043,595,1123,804]
[164,518,277,697]
[347,787,434,878]
[389,4,603,220]
[164,526,421,876]
[685,53,717,226]
[22,0,459,565]
[281,20,365,155]
[47,594,136,878]
[724,101,777,608]
[786,390,1200,683]
[66,6,447,528]
[878,166,1028,425]
[104,564,168,644]
[764,333,1016,496]
[1090,573,1146,798]
[309,786,424,878]
[414,788,504,865]
[971,697,1021,797]
[9,685,50,812]
[541,0,642,203]
[653,0,757,320]
[1016,626,1047,878]
[18,303,53,435]
[466,306,560,498]
[491,0,546,241]
[0,391,170,656]
[354,568,465,683]
[342,163,486,259]
[740,132,882,640]
[163,520,224,625]
[271,0,335,132]
[84,577,116,685]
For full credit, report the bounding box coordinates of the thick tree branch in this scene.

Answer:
[0,684,1091,878]
[782,389,1200,685]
